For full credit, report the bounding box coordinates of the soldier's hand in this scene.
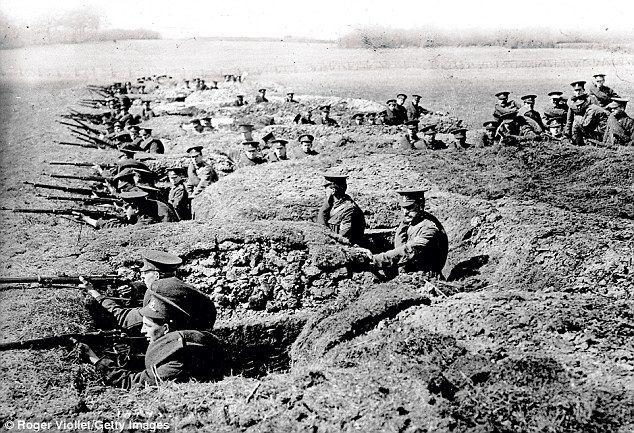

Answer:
[71,340,100,364]
[79,276,102,299]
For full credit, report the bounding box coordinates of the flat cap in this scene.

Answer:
[547,91,564,97]
[238,124,254,133]
[351,112,365,119]
[114,168,136,181]
[258,88,266,92]
[286,91,294,95]
[570,80,586,88]
[546,118,563,126]
[498,111,518,121]
[140,250,183,272]
[323,173,347,187]
[186,145,204,154]
[117,159,151,170]
[421,124,437,134]
[298,134,314,143]
[142,127,153,133]
[606,101,621,109]
[236,94,244,98]
[166,167,187,176]
[365,112,377,117]
[592,73,606,78]
[451,127,468,136]
[270,139,288,147]
[405,120,419,127]
[189,118,201,124]
[521,94,537,101]
[396,93,407,98]
[396,188,426,207]
[241,140,260,149]
[412,94,422,98]
[386,99,397,104]
[495,91,510,97]
[319,105,331,112]
[119,189,148,201]
[483,121,497,130]
[127,125,140,132]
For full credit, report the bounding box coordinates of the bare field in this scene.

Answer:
[0,42,633,432]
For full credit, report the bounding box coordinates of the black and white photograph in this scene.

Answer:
[0,0,633,431]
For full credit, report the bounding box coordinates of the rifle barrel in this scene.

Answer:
[0,330,132,351]
[0,274,122,285]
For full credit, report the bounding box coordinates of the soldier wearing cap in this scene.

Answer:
[395,94,409,124]
[213,152,236,178]
[406,94,429,121]
[286,92,298,103]
[239,124,255,141]
[418,125,447,150]
[138,128,164,154]
[384,99,405,126]
[233,95,247,107]
[518,94,545,134]
[365,112,377,125]
[290,134,319,159]
[544,118,565,140]
[367,189,448,277]
[603,98,633,147]
[255,88,268,103]
[569,80,600,106]
[293,110,315,125]
[128,125,142,145]
[167,167,192,220]
[317,174,366,246]
[80,277,220,389]
[451,128,471,149]
[396,120,420,150]
[351,113,365,125]
[314,105,339,126]
[116,105,134,126]
[200,117,214,132]
[237,141,267,168]
[186,145,218,197]
[188,119,205,134]
[82,250,184,333]
[587,74,620,107]
[543,92,568,125]
[476,121,498,147]
[266,139,289,162]
[565,82,608,145]
[493,91,521,120]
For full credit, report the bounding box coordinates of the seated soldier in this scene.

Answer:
[543,92,568,125]
[79,189,179,229]
[314,105,338,126]
[395,94,409,124]
[285,92,298,103]
[544,118,565,140]
[213,152,236,178]
[188,119,205,133]
[351,113,365,125]
[417,125,447,150]
[565,91,607,146]
[603,98,634,147]
[78,277,221,389]
[138,128,164,154]
[237,141,267,167]
[384,99,404,126]
[255,88,268,103]
[239,124,255,141]
[290,134,319,158]
[518,94,545,133]
[186,145,218,197]
[128,125,142,147]
[395,120,420,150]
[475,121,498,147]
[451,128,471,149]
[493,91,521,120]
[233,95,247,107]
[141,101,156,120]
[200,117,214,132]
[365,112,377,125]
[363,189,448,278]
[167,167,192,220]
[587,73,620,108]
[293,110,315,125]
[267,139,289,162]
[317,174,366,246]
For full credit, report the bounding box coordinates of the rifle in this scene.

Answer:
[48,173,108,183]
[0,274,124,285]
[71,130,116,148]
[48,160,115,169]
[0,330,134,351]
[37,194,121,205]
[72,118,102,135]
[24,181,96,196]
[1,207,119,219]
[55,140,99,149]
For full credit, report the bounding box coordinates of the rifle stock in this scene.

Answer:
[0,330,135,351]
[24,181,96,196]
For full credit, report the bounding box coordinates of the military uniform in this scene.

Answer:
[255,89,268,103]
[139,137,164,154]
[603,109,634,147]
[543,103,568,125]
[233,97,247,107]
[237,153,267,167]
[518,107,545,133]
[372,190,448,277]
[317,177,365,246]
[314,116,338,126]
[168,182,192,221]
[565,96,607,145]
[97,193,178,229]
[186,160,218,197]
[383,108,405,126]
[587,82,619,107]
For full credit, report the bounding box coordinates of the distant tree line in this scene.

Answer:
[338,26,634,50]
[0,7,160,49]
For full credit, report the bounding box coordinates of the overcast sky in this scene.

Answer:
[2,0,633,40]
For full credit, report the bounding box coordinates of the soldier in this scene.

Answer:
[117,106,133,126]
[186,145,218,197]
[128,125,142,147]
[291,134,319,158]
[543,92,568,125]
[239,124,255,141]
[314,105,338,126]
[167,167,192,221]
[350,113,365,125]
[395,94,409,123]
[384,99,405,126]
[418,125,447,150]
[603,98,634,147]
[518,94,545,133]
[200,117,214,132]
[82,250,184,333]
[237,141,267,167]
[80,189,179,229]
[233,95,247,107]
[493,91,521,120]
[365,189,448,278]
[79,277,220,389]
[395,120,420,150]
[260,131,275,150]
[213,152,236,178]
[266,139,289,162]
[544,118,565,140]
[365,112,377,125]
[375,111,388,125]
[451,128,471,149]
[189,119,205,133]
[317,174,366,246]
[141,100,156,120]
[293,110,315,125]
[255,88,268,103]
[587,73,620,107]
[565,92,607,146]
[112,168,137,193]
[569,80,600,106]
[286,92,298,103]
[475,121,498,147]
[209,80,219,90]
[138,128,164,154]
[407,94,429,121]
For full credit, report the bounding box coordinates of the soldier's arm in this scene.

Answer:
[97,296,143,330]
[372,224,437,269]
[95,358,186,390]
[192,166,217,197]
[316,201,331,227]
[565,108,574,137]
[337,207,356,241]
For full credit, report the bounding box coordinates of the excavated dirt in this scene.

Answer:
[0,80,633,432]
